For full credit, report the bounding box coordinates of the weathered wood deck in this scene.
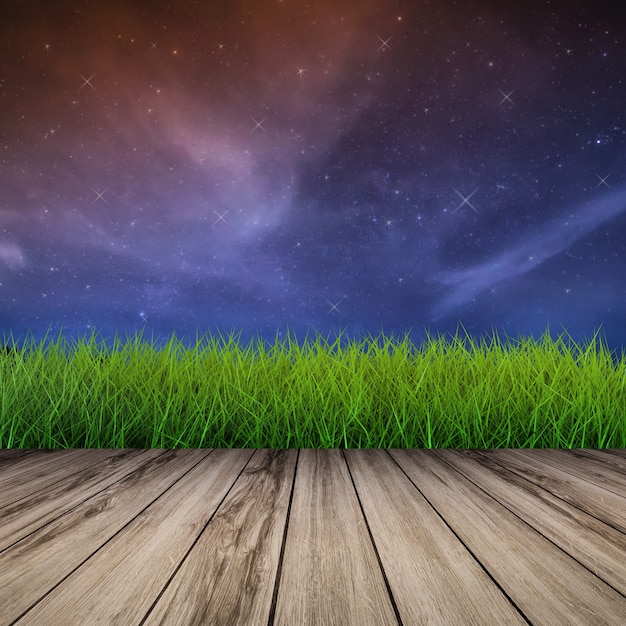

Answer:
[0,447,624,625]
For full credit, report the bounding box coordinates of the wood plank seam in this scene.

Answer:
[343,449,404,626]
[385,450,531,624]
[432,450,626,599]
[138,449,256,624]
[266,449,300,626]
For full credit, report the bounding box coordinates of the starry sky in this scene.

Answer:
[1,0,625,359]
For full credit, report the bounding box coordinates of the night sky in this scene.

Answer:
[1,0,625,359]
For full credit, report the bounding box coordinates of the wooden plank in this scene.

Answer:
[0,449,163,550]
[0,448,138,506]
[0,449,208,624]
[435,449,626,596]
[577,448,626,472]
[606,448,626,458]
[486,449,626,533]
[272,449,399,626]
[516,448,626,497]
[2,449,625,624]
[345,449,526,625]
[0,449,37,463]
[18,448,254,626]
[144,449,293,625]
[389,449,626,625]
[0,449,81,485]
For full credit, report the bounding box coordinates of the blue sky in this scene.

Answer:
[1,0,625,361]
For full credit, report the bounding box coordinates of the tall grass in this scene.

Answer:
[0,324,624,448]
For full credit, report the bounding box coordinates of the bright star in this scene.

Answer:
[79,73,95,90]
[377,36,392,52]
[251,117,267,133]
[213,210,229,224]
[453,188,479,213]
[92,188,107,203]
[498,88,514,105]
[327,298,344,314]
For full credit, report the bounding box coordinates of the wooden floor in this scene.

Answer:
[0,448,624,625]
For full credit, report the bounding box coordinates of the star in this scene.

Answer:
[251,117,267,133]
[498,88,514,105]
[79,73,95,90]
[595,173,611,188]
[377,36,392,52]
[327,298,344,314]
[92,188,107,203]
[213,210,229,224]
[150,42,158,50]
[296,66,306,79]
[453,188,479,213]
[44,44,51,52]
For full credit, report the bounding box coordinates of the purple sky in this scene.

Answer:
[1,0,625,360]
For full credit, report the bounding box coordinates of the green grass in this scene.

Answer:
[0,324,624,449]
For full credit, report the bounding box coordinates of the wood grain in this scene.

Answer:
[21,449,253,625]
[345,449,526,624]
[273,449,398,626]
[389,449,626,625]
[485,448,626,533]
[0,448,142,506]
[0,448,623,625]
[0,449,163,550]
[0,449,205,623]
[435,449,626,595]
[146,449,291,626]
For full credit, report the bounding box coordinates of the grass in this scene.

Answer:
[0,323,624,449]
